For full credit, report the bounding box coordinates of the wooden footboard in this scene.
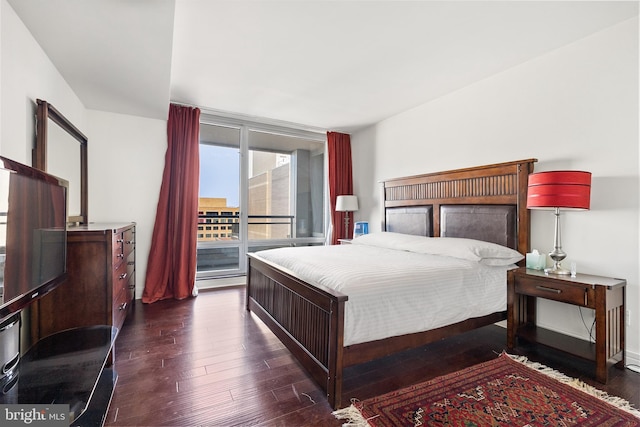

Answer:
[246,254,348,409]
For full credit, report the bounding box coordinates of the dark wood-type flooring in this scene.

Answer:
[105,286,640,426]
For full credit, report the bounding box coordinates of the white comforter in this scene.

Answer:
[253,233,520,346]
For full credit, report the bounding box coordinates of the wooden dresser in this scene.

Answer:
[31,222,136,342]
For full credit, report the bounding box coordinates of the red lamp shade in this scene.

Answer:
[527,171,591,210]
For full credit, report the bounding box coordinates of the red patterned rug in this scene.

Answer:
[333,353,640,426]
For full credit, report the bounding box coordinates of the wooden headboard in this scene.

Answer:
[381,159,537,256]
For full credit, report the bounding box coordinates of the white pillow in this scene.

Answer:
[352,232,523,266]
[351,231,428,251]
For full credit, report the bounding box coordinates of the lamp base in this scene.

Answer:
[343,212,350,240]
[544,263,571,275]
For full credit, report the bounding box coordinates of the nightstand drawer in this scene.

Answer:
[515,277,589,306]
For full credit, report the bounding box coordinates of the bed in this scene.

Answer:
[246,159,537,409]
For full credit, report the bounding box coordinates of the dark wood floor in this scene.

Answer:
[104,286,640,426]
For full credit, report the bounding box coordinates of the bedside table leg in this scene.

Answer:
[618,287,626,370]
[594,286,607,383]
[507,273,516,349]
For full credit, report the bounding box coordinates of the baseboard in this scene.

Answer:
[196,276,247,290]
[625,350,640,373]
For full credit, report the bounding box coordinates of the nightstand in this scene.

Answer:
[507,267,626,383]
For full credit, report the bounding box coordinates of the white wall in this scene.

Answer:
[0,0,85,164]
[351,18,640,364]
[86,110,166,299]
[0,0,167,300]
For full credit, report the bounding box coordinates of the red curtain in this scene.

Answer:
[142,104,201,303]
[327,131,353,245]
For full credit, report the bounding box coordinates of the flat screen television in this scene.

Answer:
[0,156,67,323]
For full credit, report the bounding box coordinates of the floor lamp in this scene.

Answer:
[336,195,358,240]
[526,170,591,275]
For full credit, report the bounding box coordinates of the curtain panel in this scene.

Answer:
[142,104,201,303]
[327,131,353,245]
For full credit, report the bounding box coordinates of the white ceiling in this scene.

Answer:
[7,1,638,133]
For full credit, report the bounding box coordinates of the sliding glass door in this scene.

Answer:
[197,117,326,280]
[197,123,242,277]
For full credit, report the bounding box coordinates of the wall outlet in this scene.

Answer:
[626,310,631,327]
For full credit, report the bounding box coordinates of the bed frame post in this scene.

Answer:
[326,298,345,408]
[516,160,535,261]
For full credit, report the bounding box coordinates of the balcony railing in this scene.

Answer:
[196,213,324,275]
[197,213,294,240]
[247,215,294,239]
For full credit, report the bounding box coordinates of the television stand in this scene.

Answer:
[0,326,117,426]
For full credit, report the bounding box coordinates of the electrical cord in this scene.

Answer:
[576,308,640,374]
[578,306,595,343]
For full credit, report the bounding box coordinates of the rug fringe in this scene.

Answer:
[332,402,373,427]
[504,352,640,418]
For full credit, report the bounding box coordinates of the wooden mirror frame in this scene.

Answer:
[33,99,88,224]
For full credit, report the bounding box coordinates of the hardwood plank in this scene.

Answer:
[105,286,640,426]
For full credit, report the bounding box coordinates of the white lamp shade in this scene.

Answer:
[336,195,358,212]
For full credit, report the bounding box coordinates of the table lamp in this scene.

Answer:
[336,195,358,239]
[526,170,591,275]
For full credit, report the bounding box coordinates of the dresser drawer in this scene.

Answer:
[515,276,591,306]
[125,271,135,302]
[112,288,130,331]
[123,228,135,258]
[113,229,129,266]
[113,263,130,293]
[122,260,135,295]
[126,257,135,281]
[126,247,135,268]
[113,232,124,254]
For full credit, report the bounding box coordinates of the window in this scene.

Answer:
[197,117,326,279]
[247,129,325,243]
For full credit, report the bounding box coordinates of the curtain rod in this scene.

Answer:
[170,101,328,136]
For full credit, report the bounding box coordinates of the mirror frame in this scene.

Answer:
[33,99,88,224]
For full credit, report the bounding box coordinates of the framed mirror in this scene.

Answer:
[33,99,88,224]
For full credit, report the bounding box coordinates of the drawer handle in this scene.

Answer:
[128,284,136,290]
[117,254,124,259]
[535,285,561,294]
[125,240,134,245]
[3,353,19,374]
[116,239,124,243]
[119,273,127,280]
[118,302,127,311]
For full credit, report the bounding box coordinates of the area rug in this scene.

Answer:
[333,353,640,426]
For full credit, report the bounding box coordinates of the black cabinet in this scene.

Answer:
[0,326,117,426]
